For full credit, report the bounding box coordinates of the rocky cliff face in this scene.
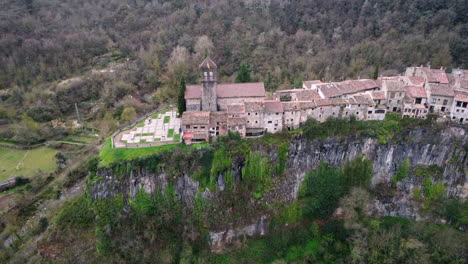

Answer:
[89,126,467,249]
[286,126,467,220]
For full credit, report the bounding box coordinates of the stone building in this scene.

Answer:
[180,59,467,144]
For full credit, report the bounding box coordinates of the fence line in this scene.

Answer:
[110,104,175,149]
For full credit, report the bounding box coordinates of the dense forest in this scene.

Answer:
[0,0,467,144]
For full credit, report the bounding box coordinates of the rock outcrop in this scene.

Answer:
[89,126,467,249]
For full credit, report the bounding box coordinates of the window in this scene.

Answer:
[456,102,461,107]
[358,104,360,107]
[357,112,359,115]
[204,72,208,77]
[255,121,258,123]
[193,126,198,129]
[368,111,372,114]
[209,72,213,76]
[200,126,205,129]
[248,112,251,115]
[443,99,448,106]
[186,125,190,129]
[390,92,395,98]
[415,98,422,104]
[463,102,468,108]
[239,125,243,129]
[247,121,250,123]
[255,113,258,115]
[432,98,437,103]
[268,121,272,124]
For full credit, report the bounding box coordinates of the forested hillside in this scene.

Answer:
[0,0,467,144]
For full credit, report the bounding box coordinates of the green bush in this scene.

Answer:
[55,195,95,229]
[299,162,344,219]
[392,158,410,184]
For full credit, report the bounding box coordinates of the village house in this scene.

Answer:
[263,100,283,133]
[382,79,406,112]
[402,85,429,119]
[451,92,468,124]
[181,58,467,144]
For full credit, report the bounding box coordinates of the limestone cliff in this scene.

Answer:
[89,126,467,249]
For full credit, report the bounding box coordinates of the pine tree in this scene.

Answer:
[177,76,186,116]
[235,64,252,83]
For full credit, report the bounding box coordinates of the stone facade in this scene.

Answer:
[180,60,467,143]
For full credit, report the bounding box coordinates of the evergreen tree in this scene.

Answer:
[235,64,252,83]
[373,64,380,80]
[177,76,186,116]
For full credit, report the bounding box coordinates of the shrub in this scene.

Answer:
[392,158,410,184]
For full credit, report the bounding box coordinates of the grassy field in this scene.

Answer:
[0,146,58,181]
[99,139,207,167]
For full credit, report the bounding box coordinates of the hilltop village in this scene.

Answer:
[181,58,468,143]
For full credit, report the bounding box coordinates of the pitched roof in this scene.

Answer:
[296,89,322,101]
[405,76,425,86]
[349,94,374,105]
[264,100,283,113]
[316,83,342,98]
[181,111,210,125]
[358,79,380,90]
[199,57,217,70]
[405,85,427,98]
[227,117,246,126]
[244,101,264,112]
[384,80,406,92]
[185,82,266,99]
[210,111,227,126]
[303,80,322,89]
[428,83,455,97]
[315,99,333,107]
[298,101,316,109]
[330,98,348,106]
[369,91,386,100]
[432,69,449,84]
[227,103,245,113]
[454,91,468,102]
[282,101,301,111]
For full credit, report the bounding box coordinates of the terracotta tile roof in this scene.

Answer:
[348,80,366,91]
[420,68,439,83]
[359,79,380,90]
[316,83,337,98]
[282,101,301,111]
[298,101,316,109]
[432,69,449,84]
[406,76,425,86]
[384,80,406,92]
[182,111,210,125]
[244,101,264,112]
[227,117,246,126]
[303,80,323,89]
[296,89,322,101]
[405,85,427,98]
[185,82,265,99]
[263,100,283,113]
[330,98,348,106]
[335,82,356,95]
[210,112,227,126]
[350,94,374,105]
[317,83,348,98]
[227,103,245,113]
[454,91,468,102]
[428,83,455,97]
[369,91,386,100]
[315,99,333,107]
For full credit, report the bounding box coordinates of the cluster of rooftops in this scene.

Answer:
[181,58,468,143]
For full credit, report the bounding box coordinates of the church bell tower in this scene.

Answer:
[200,57,218,111]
